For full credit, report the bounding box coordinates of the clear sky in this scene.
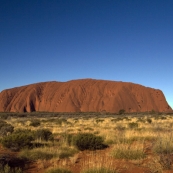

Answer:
[0,0,173,109]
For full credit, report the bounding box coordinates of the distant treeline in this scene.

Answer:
[0,111,172,119]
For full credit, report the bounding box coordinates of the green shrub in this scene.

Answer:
[59,147,78,159]
[0,114,9,120]
[84,127,94,131]
[19,148,55,160]
[55,118,67,125]
[115,125,126,131]
[45,168,72,173]
[1,129,34,151]
[111,118,123,122]
[82,167,116,173]
[0,125,14,136]
[0,120,14,136]
[74,133,107,151]
[34,129,53,141]
[30,119,40,127]
[136,118,145,123]
[96,119,104,124]
[160,116,167,120]
[14,129,34,136]
[128,122,138,129]
[146,118,152,123]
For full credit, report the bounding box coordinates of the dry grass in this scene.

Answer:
[80,150,117,173]
[2,113,173,172]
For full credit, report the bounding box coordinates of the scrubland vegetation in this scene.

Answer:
[0,112,173,173]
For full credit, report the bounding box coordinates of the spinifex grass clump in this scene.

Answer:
[19,146,77,161]
[112,142,145,160]
[58,147,78,159]
[152,133,173,170]
[19,148,56,160]
[55,118,68,125]
[153,133,173,154]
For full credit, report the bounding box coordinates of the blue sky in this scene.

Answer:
[0,0,173,109]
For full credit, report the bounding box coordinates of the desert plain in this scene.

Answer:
[0,111,173,173]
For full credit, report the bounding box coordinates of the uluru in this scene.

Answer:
[0,79,172,113]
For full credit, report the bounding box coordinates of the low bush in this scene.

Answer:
[0,120,14,136]
[55,118,67,125]
[96,119,104,124]
[58,147,78,159]
[84,127,94,131]
[1,129,34,151]
[137,118,145,123]
[19,148,55,160]
[111,118,123,122]
[73,133,107,151]
[0,114,9,120]
[146,118,152,124]
[34,129,53,141]
[115,125,126,131]
[30,119,40,127]
[82,167,116,173]
[45,168,72,173]
[128,122,138,129]
[160,116,167,120]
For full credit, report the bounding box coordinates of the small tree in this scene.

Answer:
[119,109,125,115]
[150,110,155,114]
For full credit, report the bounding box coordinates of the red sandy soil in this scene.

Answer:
[0,79,172,113]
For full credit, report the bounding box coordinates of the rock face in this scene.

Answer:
[0,79,172,113]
